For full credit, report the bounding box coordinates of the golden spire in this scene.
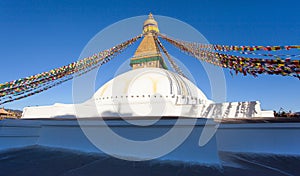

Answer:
[130,13,166,70]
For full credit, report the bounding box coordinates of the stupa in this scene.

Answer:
[3,14,299,166]
[22,13,274,119]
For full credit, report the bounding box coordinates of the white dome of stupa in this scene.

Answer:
[91,68,211,117]
[94,68,207,102]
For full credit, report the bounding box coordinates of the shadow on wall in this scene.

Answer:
[101,111,133,117]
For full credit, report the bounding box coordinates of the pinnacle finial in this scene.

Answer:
[143,13,159,35]
[148,12,153,19]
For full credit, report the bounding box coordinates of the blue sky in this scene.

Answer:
[0,0,299,112]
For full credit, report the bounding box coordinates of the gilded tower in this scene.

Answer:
[130,13,167,69]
